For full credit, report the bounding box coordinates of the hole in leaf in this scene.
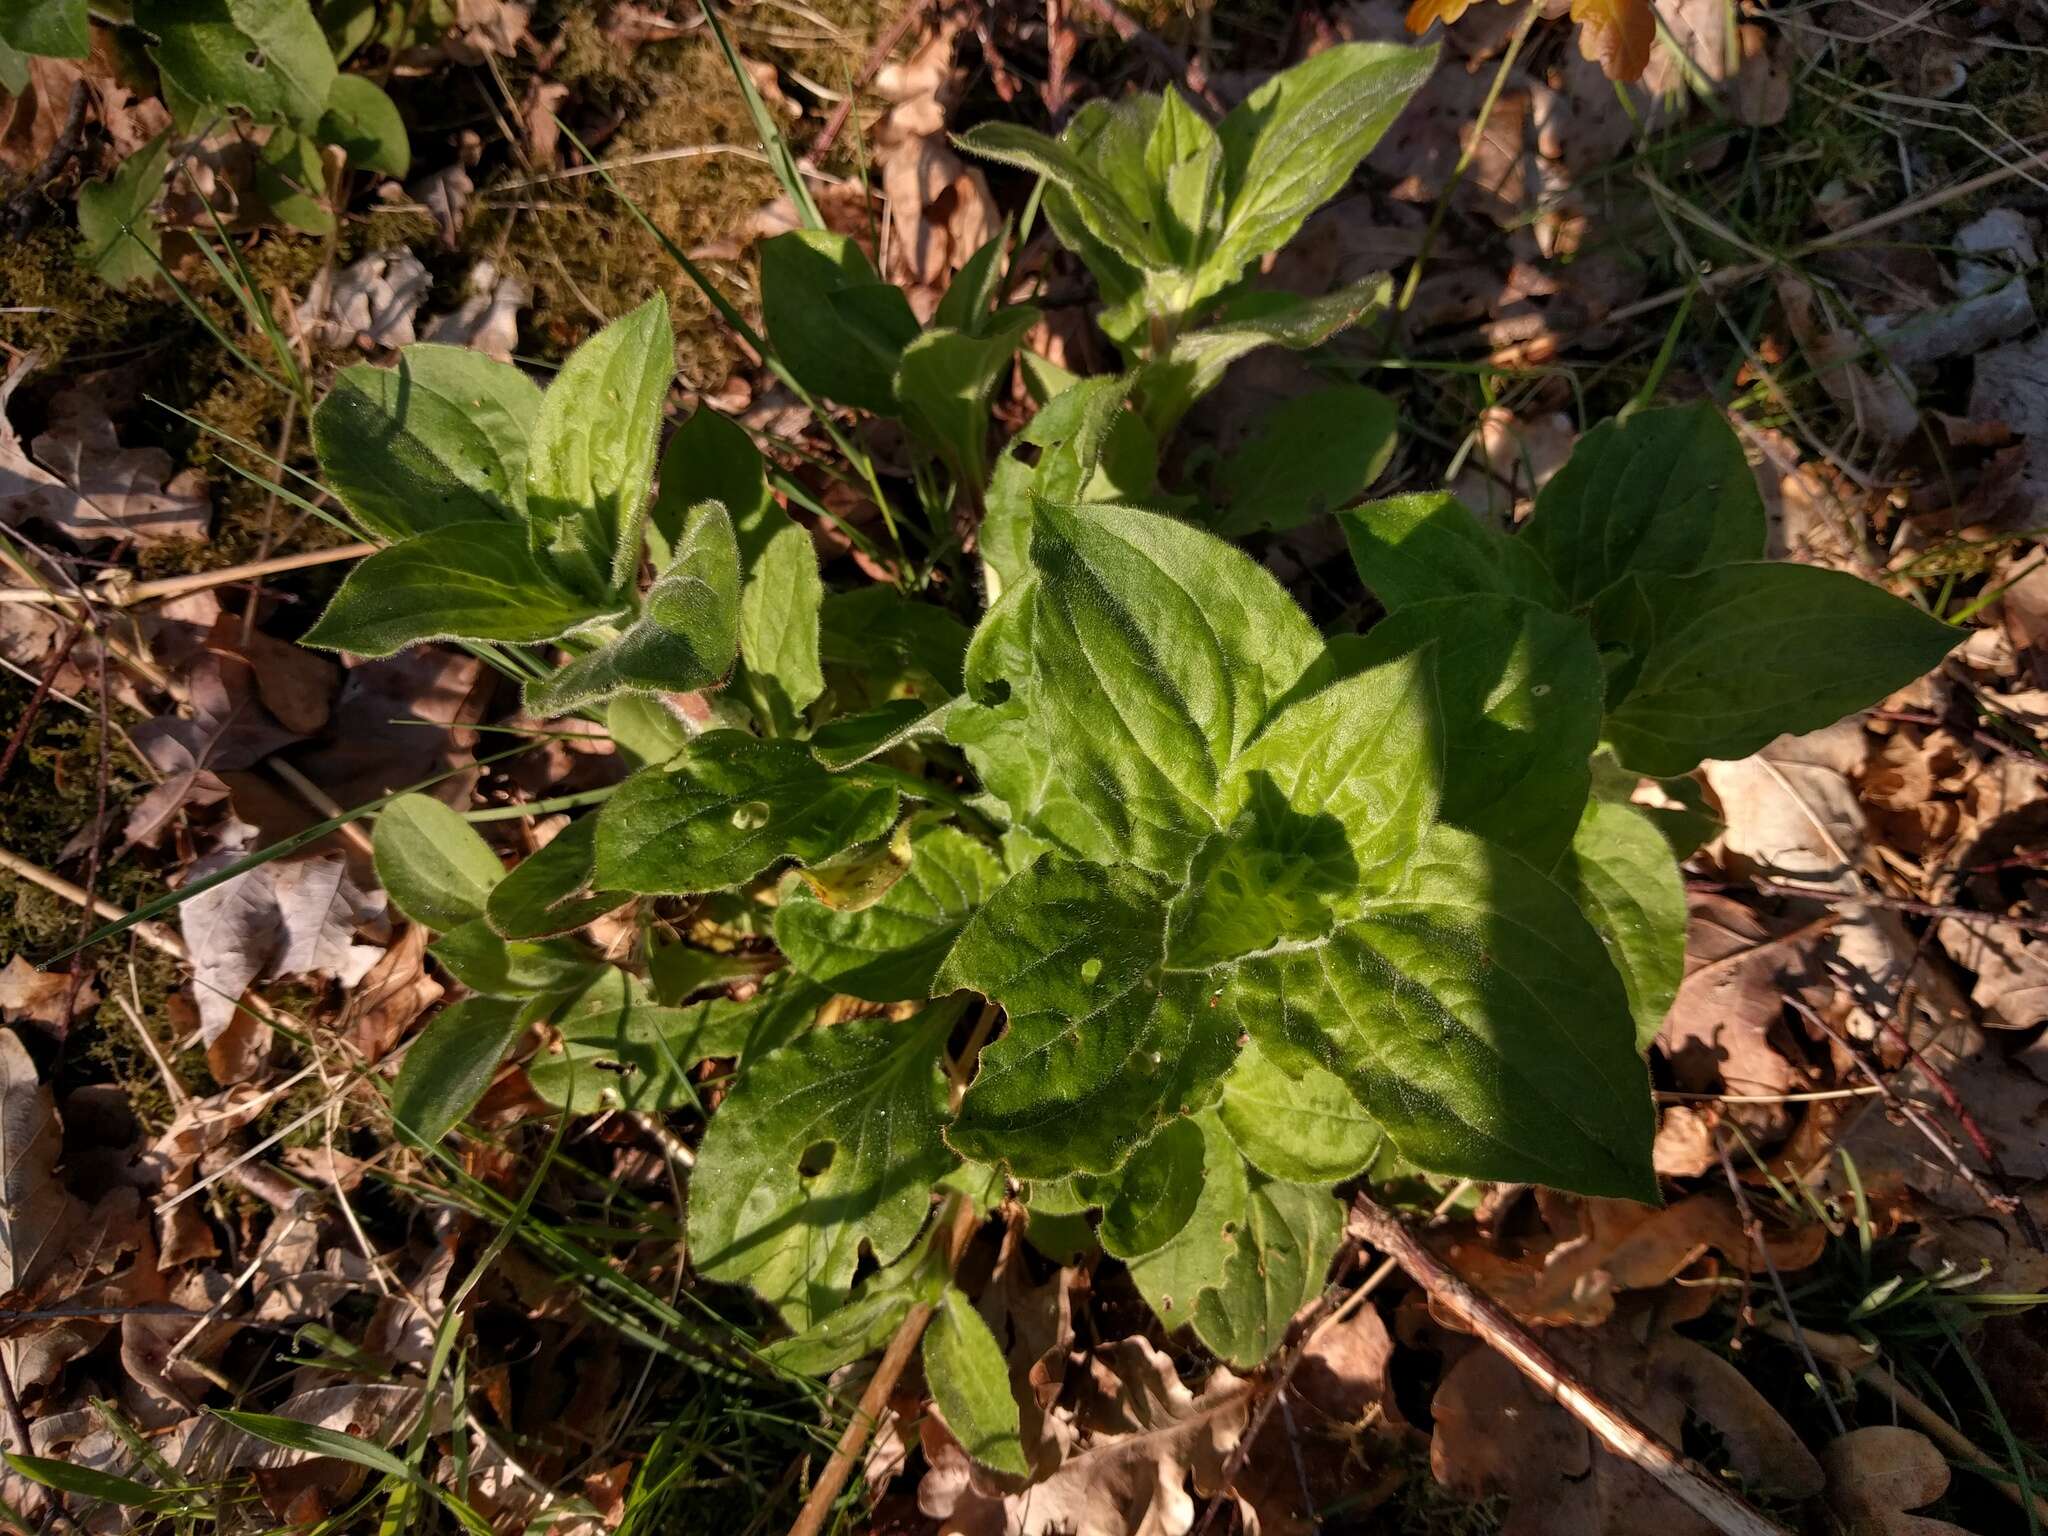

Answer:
[245,49,266,68]
[797,1139,836,1179]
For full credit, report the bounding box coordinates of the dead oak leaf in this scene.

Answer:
[1432,1323,1824,1535]
[0,957,95,1036]
[1823,1426,1982,1536]
[1572,0,1654,81]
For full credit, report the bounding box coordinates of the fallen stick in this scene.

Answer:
[0,845,186,960]
[0,543,375,608]
[1348,1192,1797,1536]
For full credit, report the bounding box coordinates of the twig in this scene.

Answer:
[1769,1321,2048,1526]
[805,0,931,165]
[269,760,375,858]
[0,845,185,960]
[0,623,83,788]
[0,543,375,608]
[1347,1192,1798,1536]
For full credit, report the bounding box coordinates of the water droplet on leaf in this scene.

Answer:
[730,800,771,830]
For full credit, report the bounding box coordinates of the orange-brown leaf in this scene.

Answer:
[1405,0,1479,35]
[1571,0,1655,81]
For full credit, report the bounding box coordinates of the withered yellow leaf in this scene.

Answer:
[1571,0,1655,81]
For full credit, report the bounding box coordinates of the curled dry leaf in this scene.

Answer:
[1432,1321,1825,1535]
[126,650,307,850]
[297,248,431,351]
[0,956,95,1036]
[422,259,530,362]
[1440,1191,1825,1327]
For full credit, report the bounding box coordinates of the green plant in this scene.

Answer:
[262,37,1961,1480]
[47,0,414,286]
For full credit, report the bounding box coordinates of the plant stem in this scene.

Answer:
[0,543,375,608]
[0,845,185,959]
[786,1297,936,1536]
[1348,1192,1798,1536]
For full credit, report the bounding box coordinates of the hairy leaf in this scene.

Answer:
[1192,1176,1344,1366]
[372,792,502,930]
[77,133,171,292]
[311,346,540,542]
[1556,799,1685,1050]
[1347,595,1602,866]
[1217,1042,1381,1182]
[314,74,409,176]
[1340,492,1562,613]
[525,499,740,716]
[1598,563,1961,776]
[1211,42,1438,283]
[1523,403,1765,608]
[430,921,597,999]
[524,294,673,592]
[1211,384,1396,535]
[1126,1111,1249,1326]
[1224,826,1656,1200]
[775,824,1002,1002]
[735,507,825,735]
[689,1004,956,1326]
[135,0,337,129]
[923,1287,1030,1477]
[1079,1115,1206,1259]
[1025,499,1322,877]
[595,732,899,894]
[759,231,919,414]
[484,818,628,940]
[389,996,525,1142]
[303,523,606,655]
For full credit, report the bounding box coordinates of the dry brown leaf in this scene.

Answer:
[920,1337,1254,1536]
[1934,916,2048,1031]
[178,836,387,1042]
[421,260,528,363]
[1442,1192,1825,1327]
[0,1028,94,1396]
[1432,1322,1824,1534]
[340,923,443,1062]
[0,957,95,1036]
[126,651,305,850]
[297,248,431,350]
[0,41,167,175]
[209,616,339,736]
[1822,1426,1982,1536]
[0,358,211,546]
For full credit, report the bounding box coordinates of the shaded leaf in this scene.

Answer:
[389,995,525,1142]
[923,1286,1030,1477]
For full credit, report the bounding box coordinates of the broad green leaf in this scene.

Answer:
[430,921,598,998]
[1025,499,1323,877]
[763,1244,941,1374]
[808,697,954,770]
[689,1004,956,1326]
[0,0,88,57]
[1077,1115,1205,1259]
[955,119,1163,269]
[981,379,1155,598]
[758,230,919,413]
[525,294,673,592]
[819,586,972,703]
[315,73,409,176]
[311,346,541,542]
[933,220,1010,334]
[390,995,525,1142]
[893,309,1040,481]
[135,0,337,129]
[923,1287,1030,1477]
[938,857,1236,1177]
[1210,384,1396,535]
[1224,825,1656,1201]
[0,42,27,92]
[484,817,628,939]
[1191,1176,1344,1367]
[1135,277,1392,436]
[1339,491,1562,612]
[372,793,503,930]
[252,128,332,234]
[606,694,690,767]
[1222,647,1441,905]
[1523,403,1767,607]
[525,499,741,716]
[1210,42,1438,282]
[1126,1110,1248,1326]
[1556,799,1685,1050]
[525,969,823,1113]
[653,409,773,559]
[1145,86,1225,267]
[1598,563,1961,777]
[736,509,825,735]
[1217,1041,1381,1182]
[595,731,899,894]
[775,824,1001,1002]
[76,132,171,292]
[302,523,607,655]
[647,943,776,1004]
[1347,595,1602,866]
